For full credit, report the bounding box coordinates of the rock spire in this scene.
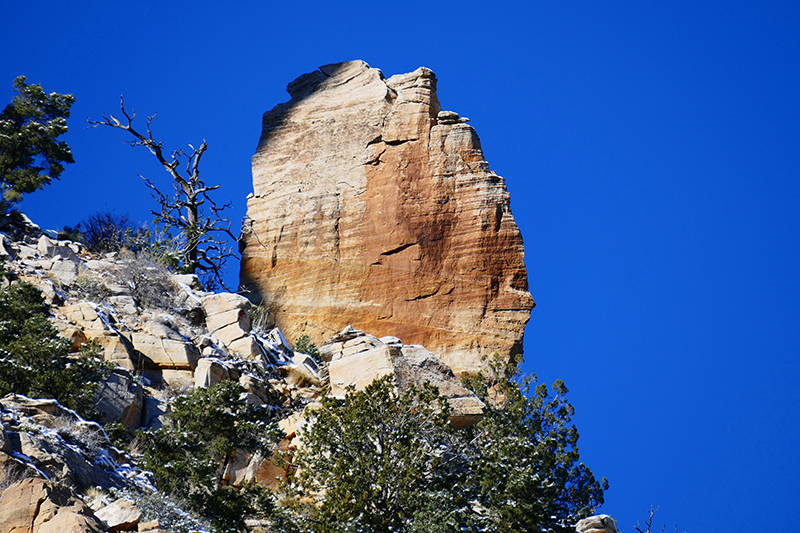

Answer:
[240,60,534,373]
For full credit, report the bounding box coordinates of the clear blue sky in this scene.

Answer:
[2,1,799,531]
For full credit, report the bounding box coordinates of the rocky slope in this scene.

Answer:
[0,211,490,531]
[240,60,534,374]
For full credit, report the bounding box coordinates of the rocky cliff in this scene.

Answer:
[0,211,490,531]
[240,61,534,373]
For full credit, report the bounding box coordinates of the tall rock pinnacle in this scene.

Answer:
[240,61,534,373]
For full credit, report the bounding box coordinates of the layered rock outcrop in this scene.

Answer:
[240,60,534,373]
[321,326,485,428]
[0,478,105,533]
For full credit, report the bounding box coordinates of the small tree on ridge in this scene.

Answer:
[89,98,236,288]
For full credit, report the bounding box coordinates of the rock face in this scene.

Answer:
[93,498,142,532]
[0,394,127,492]
[0,478,105,533]
[93,370,144,430]
[322,326,485,428]
[240,60,534,373]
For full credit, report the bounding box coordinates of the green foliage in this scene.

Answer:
[293,334,320,364]
[0,280,113,420]
[104,421,132,449]
[138,380,282,532]
[461,357,608,532]
[291,365,606,533]
[291,375,481,533]
[0,76,74,212]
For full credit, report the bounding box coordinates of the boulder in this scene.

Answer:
[61,302,106,331]
[202,293,251,333]
[16,243,38,259]
[201,293,261,359]
[130,332,200,370]
[1,394,125,492]
[0,478,104,533]
[194,357,230,387]
[94,498,142,532]
[108,295,138,315]
[37,235,81,262]
[393,345,485,429]
[93,371,144,430]
[48,258,79,285]
[328,345,395,396]
[239,374,269,404]
[137,520,164,532]
[324,327,484,427]
[1,394,77,423]
[240,60,534,374]
[575,515,619,533]
[59,305,139,370]
[227,335,261,360]
[96,333,137,371]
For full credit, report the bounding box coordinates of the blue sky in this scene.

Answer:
[2,1,799,531]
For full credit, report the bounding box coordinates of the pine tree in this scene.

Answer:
[0,279,111,420]
[0,76,74,212]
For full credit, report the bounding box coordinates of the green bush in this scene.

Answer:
[293,335,320,364]
[461,359,608,533]
[0,279,112,420]
[289,375,483,533]
[137,380,282,532]
[290,366,607,533]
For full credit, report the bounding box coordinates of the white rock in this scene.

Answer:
[575,515,619,533]
[194,357,230,388]
[94,498,142,532]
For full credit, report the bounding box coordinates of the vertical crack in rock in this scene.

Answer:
[240,60,534,374]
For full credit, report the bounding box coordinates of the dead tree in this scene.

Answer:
[88,97,236,289]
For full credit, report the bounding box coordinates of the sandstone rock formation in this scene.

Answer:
[93,498,142,532]
[0,208,522,526]
[322,326,485,428]
[0,394,128,492]
[202,292,260,359]
[0,478,105,533]
[240,60,534,373]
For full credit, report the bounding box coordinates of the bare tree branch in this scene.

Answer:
[89,97,238,290]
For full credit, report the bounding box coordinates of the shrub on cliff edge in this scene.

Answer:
[138,380,282,532]
[0,278,112,420]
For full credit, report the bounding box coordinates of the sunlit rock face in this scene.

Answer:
[240,60,534,374]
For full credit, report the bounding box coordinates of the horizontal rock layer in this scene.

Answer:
[240,60,534,373]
